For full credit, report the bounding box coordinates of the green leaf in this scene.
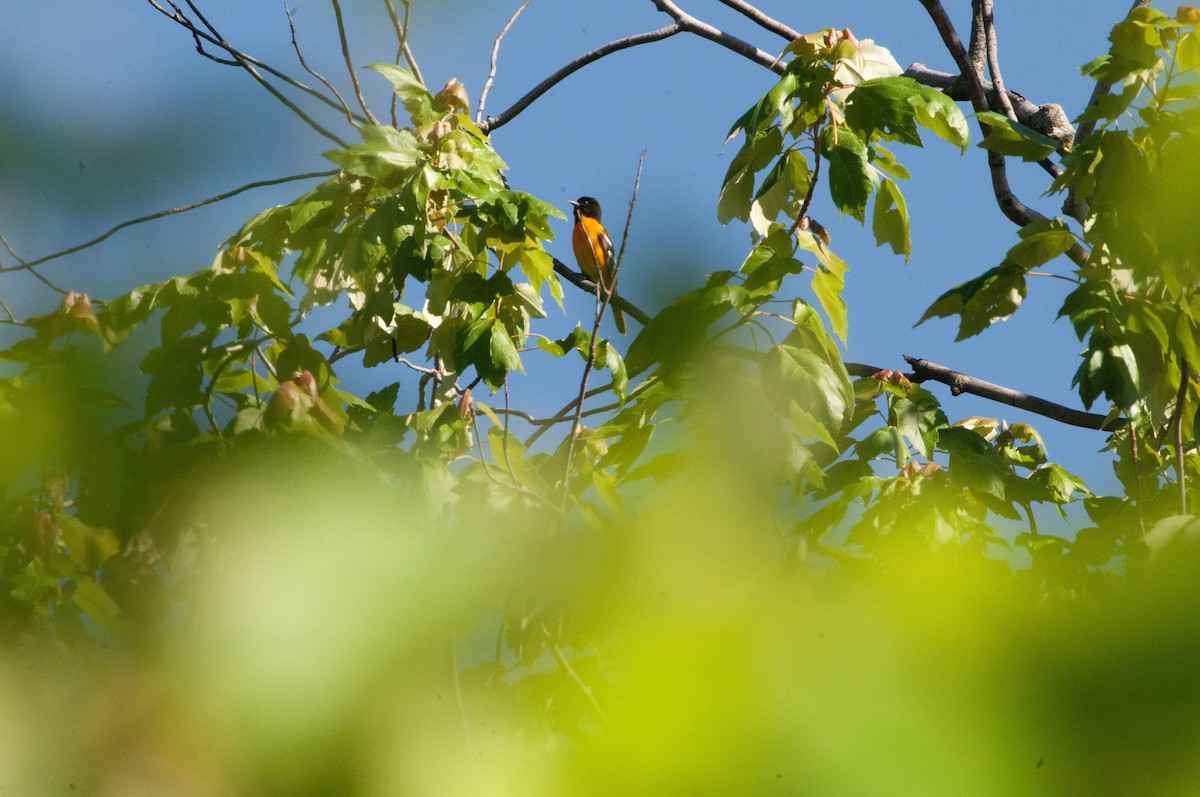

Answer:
[872,177,911,260]
[719,128,784,224]
[938,426,1009,501]
[976,111,1058,160]
[367,63,434,121]
[1006,218,1076,267]
[603,342,629,402]
[832,39,903,87]
[727,74,798,143]
[795,233,849,344]
[908,88,970,151]
[1073,333,1140,410]
[918,264,1027,340]
[141,334,208,415]
[891,386,947,459]
[323,125,423,182]
[489,320,523,375]
[844,77,923,145]
[821,127,874,222]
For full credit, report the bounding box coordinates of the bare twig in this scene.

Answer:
[479,25,681,133]
[0,233,68,295]
[0,170,337,274]
[146,0,352,146]
[844,357,1120,431]
[329,0,379,125]
[1172,359,1189,513]
[477,0,535,125]
[285,4,356,127]
[382,0,423,125]
[611,151,646,275]
[716,0,800,42]
[542,624,610,728]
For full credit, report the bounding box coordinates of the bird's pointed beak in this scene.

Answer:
[567,199,579,208]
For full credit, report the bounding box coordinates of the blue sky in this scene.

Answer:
[0,1,1137,493]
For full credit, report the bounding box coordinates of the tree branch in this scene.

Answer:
[651,0,784,73]
[902,63,1071,143]
[715,0,799,42]
[329,0,379,125]
[552,258,650,327]
[285,4,356,128]
[478,25,681,134]
[980,0,1015,120]
[146,0,352,146]
[845,357,1120,431]
[0,171,337,274]
[914,0,1086,265]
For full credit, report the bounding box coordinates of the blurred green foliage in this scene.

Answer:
[3,5,1200,794]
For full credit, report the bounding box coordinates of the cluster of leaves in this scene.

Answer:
[3,7,1199,748]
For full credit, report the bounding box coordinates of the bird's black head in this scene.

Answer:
[569,196,602,220]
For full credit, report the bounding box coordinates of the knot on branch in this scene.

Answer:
[1029,103,1075,152]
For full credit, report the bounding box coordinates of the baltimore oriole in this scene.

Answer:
[569,196,626,335]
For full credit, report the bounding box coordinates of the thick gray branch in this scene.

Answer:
[902,64,1074,150]
[845,358,1119,431]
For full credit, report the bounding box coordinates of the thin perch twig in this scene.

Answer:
[477,0,535,125]
[0,171,337,274]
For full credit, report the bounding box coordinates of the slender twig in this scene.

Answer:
[501,378,520,487]
[146,0,352,146]
[716,0,799,42]
[469,398,561,511]
[477,0,535,125]
[542,624,609,729]
[787,134,822,237]
[480,25,681,133]
[525,377,656,449]
[0,293,15,323]
[0,171,336,274]
[0,233,67,293]
[561,290,607,508]
[329,0,379,125]
[382,0,423,126]
[1172,359,1189,513]
[614,152,645,271]
[285,4,356,127]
